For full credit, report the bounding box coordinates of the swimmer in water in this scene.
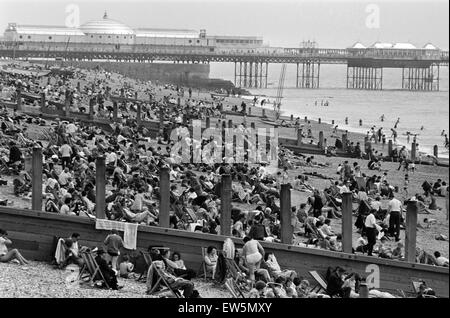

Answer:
[420,126,424,131]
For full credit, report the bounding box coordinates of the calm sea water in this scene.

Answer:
[210,63,450,158]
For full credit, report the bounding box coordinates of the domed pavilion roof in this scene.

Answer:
[80,12,135,35]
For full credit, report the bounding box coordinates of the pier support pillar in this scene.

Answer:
[95,157,106,219]
[234,61,268,88]
[405,200,418,263]
[402,64,440,91]
[31,147,43,211]
[347,65,383,90]
[297,60,320,88]
[280,184,293,244]
[220,174,232,236]
[341,192,353,254]
[159,167,170,228]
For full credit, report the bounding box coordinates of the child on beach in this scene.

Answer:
[119,255,135,278]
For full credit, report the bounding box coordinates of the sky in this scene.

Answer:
[0,0,448,49]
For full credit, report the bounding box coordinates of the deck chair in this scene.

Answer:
[225,277,246,298]
[136,250,153,281]
[309,271,328,294]
[147,263,182,298]
[77,251,110,289]
[412,281,437,298]
[197,247,210,281]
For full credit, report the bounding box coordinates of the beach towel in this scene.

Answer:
[95,219,138,250]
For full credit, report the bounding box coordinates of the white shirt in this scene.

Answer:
[365,213,377,228]
[388,198,402,212]
[60,144,72,158]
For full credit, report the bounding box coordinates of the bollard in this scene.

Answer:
[388,140,393,157]
[342,134,348,151]
[359,282,369,298]
[95,157,106,219]
[31,147,43,211]
[411,143,416,161]
[433,145,438,158]
[159,167,170,228]
[136,103,142,125]
[341,192,353,253]
[405,200,418,263]
[318,131,324,149]
[297,129,302,146]
[280,184,293,244]
[40,92,45,109]
[206,117,210,129]
[113,101,118,121]
[318,118,321,124]
[220,174,232,236]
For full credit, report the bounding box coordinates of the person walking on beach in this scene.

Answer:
[242,236,265,284]
[388,194,402,242]
[364,210,377,256]
[394,117,400,129]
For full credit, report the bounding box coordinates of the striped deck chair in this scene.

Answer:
[147,262,182,298]
[136,250,153,281]
[309,270,328,294]
[225,277,246,298]
[78,251,110,289]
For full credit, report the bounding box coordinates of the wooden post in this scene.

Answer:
[359,282,369,298]
[342,134,348,151]
[89,98,94,120]
[250,122,256,130]
[228,119,233,129]
[411,142,416,161]
[297,129,302,146]
[290,114,294,121]
[16,86,22,111]
[77,82,81,92]
[388,140,393,157]
[220,174,232,236]
[262,108,266,117]
[331,120,334,125]
[40,92,45,110]
[280,184,293,244]
[206,117,210,129]
[113,101,118,121]
[31,147,43,211]
[318,131,324,149]
[177,97,181,107]
[341,192,353,253]
[95,157,106,219]
[304,116,307,122]
[159,167,170,228]
[248,107,251,116]
[159,106,164,130]
[120,88,124,97]
[405,200,418,263]
[136,103,141,125]
[433,145,438,158]
[134,91,138,100]
[318,118,321,124]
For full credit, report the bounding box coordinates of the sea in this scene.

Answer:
[210,63,450,159]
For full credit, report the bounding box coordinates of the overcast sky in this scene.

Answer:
[0,0,448,49]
